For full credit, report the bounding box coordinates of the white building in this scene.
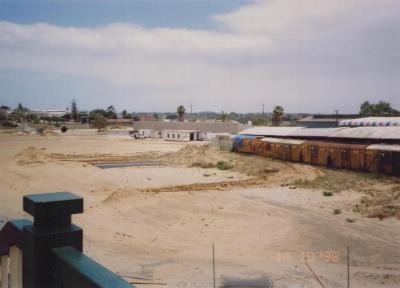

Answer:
[162,130,200,142]
[30,110,68,117]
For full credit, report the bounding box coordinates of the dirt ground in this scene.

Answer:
[1,131,400,287]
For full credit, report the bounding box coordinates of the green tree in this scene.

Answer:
[71,99,79,122]
[0,105,11,111]
[359,101,372,116]
[91,113,108,132]
[218,111,229,122]
[177,105,186,121]
[12,103,29,122]
[89,109,108,120]
[272,105,284,126]
[166,114,178,120]
[26,113,40,124]
[122,110,127,118]
[359,101,398,116]
[252,116,269,126]
[0,108,7,122]
[63,112,71,121]
[78,111,89,123]
[106,105,117,119]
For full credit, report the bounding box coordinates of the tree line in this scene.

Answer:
[359,101,399,117]
[1,100,398,129]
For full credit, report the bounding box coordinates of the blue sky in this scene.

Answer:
[0,0,249,29]
[0,0,399,113]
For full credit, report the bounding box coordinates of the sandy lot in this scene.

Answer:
[1,131,400,287]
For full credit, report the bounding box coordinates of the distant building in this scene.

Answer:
[140,114,156,121]
[30,110,67,117]
[163,130,200,142]
[339,117,400,127]
[107,119,133,125]
[133,121,243,136]
[296,114,358,128]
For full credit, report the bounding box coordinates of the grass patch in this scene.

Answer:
[293,168,394,193]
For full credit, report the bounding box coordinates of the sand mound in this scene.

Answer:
[160,144,228,166]
[271,164,324,184]
[14,146,48,165]
[103,177,268,202]
[43,130,58,136]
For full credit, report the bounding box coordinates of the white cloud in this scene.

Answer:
[0,0,399,112]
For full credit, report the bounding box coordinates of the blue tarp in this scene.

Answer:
[232,134,257,151]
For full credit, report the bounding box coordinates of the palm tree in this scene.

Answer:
[177,105,186,121]
[272,105,284,126]
[219,111,229,122]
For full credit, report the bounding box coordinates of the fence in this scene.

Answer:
[0,192,133,288]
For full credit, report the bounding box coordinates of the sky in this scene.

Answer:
[0,0,399,113]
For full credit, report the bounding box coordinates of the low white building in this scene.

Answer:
[138,129,162,138]
[162,130,200,142]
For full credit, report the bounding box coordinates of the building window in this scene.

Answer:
[167,133,170,138]
[177,134,180,138]
[172,134,175,138]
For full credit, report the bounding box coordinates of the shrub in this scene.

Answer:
[333,209,342,215]
[216,161,232,170]
[61,126,68,133]
[191,162,215,168]
[1,121,18,128]
[323,191,333,197]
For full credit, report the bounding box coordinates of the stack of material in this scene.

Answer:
[220,276,273,288]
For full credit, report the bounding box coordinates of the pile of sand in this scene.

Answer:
[160,144,229,166]
[43,130,58,136]
[14,146,48,165]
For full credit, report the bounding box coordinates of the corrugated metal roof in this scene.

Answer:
[339,117,400,127]
[290,127,347,137]
[163,129,200,132]
[329,126,400,140]
[297,116,341,122]
[261,137,304,145]
[240,126,400,140]
[239,127,303,136]
[366,144,400,152]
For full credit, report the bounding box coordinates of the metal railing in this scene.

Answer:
[0,192,133,288]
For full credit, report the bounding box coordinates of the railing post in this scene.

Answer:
[0,254,8,288]
[10,246,23,288]
[22,192,83,288]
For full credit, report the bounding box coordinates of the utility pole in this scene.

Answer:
[335,109,339,124]
[190,103,194,114]
[262,102,265,115]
